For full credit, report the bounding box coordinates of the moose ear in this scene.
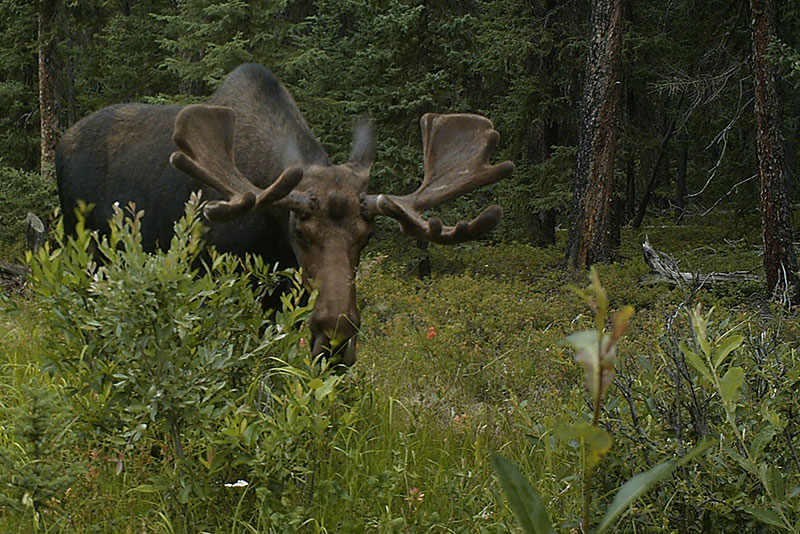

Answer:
[348,121,375,169]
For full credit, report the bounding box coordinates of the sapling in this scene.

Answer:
[493,267,709,533]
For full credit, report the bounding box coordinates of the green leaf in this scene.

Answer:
[491,454,556,534]
[314,375,340,401]
[562,330,616,402]
[555,422,613,467]
[308,378,324,390]
[595,440,712,534]
[134,484,166,493]
[692,306,712,358]
[595,461,676,534]
[751,425,779,462]
[712,334,743,369]
[679,342,713,384]
[744,507,786,528]
[728,449,757,476]
[758,464,787,503]
[719,366,745,410]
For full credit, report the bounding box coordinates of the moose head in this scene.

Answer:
[169,104,514,366]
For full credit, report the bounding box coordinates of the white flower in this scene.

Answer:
[224,479,249,488]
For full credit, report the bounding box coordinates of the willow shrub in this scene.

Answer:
[25,194,360,531]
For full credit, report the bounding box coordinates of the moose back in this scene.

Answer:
[56,63,514,366]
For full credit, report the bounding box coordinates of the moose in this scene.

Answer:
[56,63,514,366]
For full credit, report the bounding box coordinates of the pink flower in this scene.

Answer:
[427,326,436,340]
[299,337,306,348]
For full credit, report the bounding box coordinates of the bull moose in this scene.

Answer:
[56,63,514,366]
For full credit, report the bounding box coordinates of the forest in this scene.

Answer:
[1,0,800,533]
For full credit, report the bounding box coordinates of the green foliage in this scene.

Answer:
[1,205,798,532]
[156,1,257,93]
[0,0,38,170]
[31,197,275,432]
[600,298,800,532]
[0,383,85,528]
[494,269,708,534]
[678,306,798,532]
[18,193,377,531]
[0,166,58,258]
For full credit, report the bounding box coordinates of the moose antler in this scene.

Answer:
[170,104,304,222]
[368,113,514,244]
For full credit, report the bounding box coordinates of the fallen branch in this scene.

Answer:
[1,259,29,295]
[641,237,763,288]
[0,259,28,277]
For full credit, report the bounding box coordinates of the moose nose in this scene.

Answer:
[309,310,360,366]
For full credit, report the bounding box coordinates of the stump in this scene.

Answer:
[26,212,47,253]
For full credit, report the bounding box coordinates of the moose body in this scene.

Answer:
[57,63,513,365]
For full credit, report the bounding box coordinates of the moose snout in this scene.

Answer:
[309,308,360,366]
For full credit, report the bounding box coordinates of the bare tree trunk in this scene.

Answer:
[632,109,678,228]
[625,155,635,222]
[526,120,558,247]
[566,0,624,268]
[751,0,799,303]
[38,0,59,180]
[674,133,687,223]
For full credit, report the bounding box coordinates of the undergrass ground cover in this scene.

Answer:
[1,211,798,533]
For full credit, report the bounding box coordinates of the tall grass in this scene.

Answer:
[1,213,797,533]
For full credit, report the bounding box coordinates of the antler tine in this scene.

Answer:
[170,104,303,222]
[370,113,513,244]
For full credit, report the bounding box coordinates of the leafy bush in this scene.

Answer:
[609,305,800,532]
[29,196,284,458]
[493,269,709,534]
[25,194,368,531]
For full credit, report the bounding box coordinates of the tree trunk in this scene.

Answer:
[674,133,687,223]
[632,108,679,228]
[38,0,59,180]
[566,0,624,268]
[750,0,799,303]
[527,120,558,247]
[625,155,635,222]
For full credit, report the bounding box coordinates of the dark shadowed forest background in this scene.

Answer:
[2,0,799,271]
[1,1,800,533]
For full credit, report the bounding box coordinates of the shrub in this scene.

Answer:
[25,194,367,531]
[29,196,285,458]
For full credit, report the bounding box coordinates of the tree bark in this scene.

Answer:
[38,0,59,180]
[750,0,799,303]
[566,0,624,268]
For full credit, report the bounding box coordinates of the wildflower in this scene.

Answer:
[224,479,249,488]
[406,487,425,505]
[452,413,469,433]
[427,326,436,339]
[299,337,306,348]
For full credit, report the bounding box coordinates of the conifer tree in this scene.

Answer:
[750,0,799,302]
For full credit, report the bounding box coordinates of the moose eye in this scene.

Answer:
[294,228,309,244]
